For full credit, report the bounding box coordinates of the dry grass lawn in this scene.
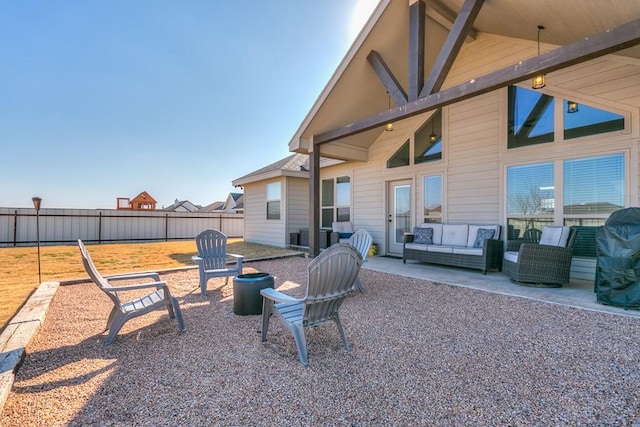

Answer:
[0,239,302,330]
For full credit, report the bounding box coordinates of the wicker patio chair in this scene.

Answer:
[503,226,577,287]
[260,243,363,367]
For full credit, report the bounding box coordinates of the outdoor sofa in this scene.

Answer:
[403,223,503,274]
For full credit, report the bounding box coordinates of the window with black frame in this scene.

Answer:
[508,86,554,149]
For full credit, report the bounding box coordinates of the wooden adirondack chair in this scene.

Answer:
[192,229,244,297]
[77,240,186,345]
[348,229,373,293]
[260,243,363,366]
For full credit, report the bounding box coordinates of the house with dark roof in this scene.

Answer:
[162,199,201,212]
[234,0,639,283]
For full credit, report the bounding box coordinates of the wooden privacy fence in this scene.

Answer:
[0,208,244,247]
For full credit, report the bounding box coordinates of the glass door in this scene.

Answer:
[387,180,412,255]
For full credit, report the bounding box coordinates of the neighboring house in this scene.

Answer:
[116,191,157,210]
[235,0,640,283]
[232,153,341,247]
[163,199,201,212]
[198,193,244,214]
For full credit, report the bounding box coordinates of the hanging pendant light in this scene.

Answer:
[385,92,394,131]
[532,25,546,90]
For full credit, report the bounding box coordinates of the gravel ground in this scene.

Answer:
[2,256,640,426]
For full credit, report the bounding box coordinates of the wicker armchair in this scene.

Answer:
[503,226,577,287]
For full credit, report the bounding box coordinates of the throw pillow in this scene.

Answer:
[413,227,433,244]
[473,228,495,248]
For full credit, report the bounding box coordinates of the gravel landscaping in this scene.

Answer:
[2,256,640,426]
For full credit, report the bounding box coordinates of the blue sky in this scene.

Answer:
[0,0,379,209]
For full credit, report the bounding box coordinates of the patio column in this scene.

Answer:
[308,143,321,257]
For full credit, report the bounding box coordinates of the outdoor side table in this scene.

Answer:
[233,273,274,315]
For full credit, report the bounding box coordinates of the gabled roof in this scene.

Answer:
[163,199,200,212]
[131,191,157,203]
[288,0,640,159]
[232,153,343,186]
[197,201,225,212]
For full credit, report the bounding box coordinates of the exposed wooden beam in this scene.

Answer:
[367,50,408,105]
[314,19,640,145]
[420,0,484,97]
[308,146,320,257]
[408,0,425,101]
[426,0,476,42]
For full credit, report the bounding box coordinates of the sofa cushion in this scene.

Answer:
[539,226,571,247]
[427,245,453,254]
[413,227,433,244]
[453,247,483,256]
[442,224,469,247]
[467,225,500,247]
[418,223,443,245]
[332,222,354,239]
[473,228,496,248]
[504,251,519,263]
[405,243,429,251]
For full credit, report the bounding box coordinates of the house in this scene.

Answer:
[234,0,640,282]
[163,199,201,212]
[232,154,342,246]
[198,193,245,214]
[116,191,157,210]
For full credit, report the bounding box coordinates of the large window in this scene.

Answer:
[266,182,281,220]
[563,100,625,140]
[508,86,554,148]
[506,162,554,238]
[321,176,351,228]
[415,110,442,164]
[563,153,625,225]
[508,86,627,150]
[423,175,442,223]
[507,154,627,234]
[387,140,410,169]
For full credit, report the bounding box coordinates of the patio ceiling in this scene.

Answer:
[288,0,640,161]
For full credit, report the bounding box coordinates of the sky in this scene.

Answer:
[0,0,379,209]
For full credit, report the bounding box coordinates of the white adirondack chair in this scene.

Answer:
[348,229,373,293]
[260,243,363,367]
[77,240,186,345]
[192,229,244,297]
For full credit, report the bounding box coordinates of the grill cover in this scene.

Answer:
[595,207,640,309]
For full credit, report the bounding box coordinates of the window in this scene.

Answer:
[423,175,442,223]
[266,182,281,220]
[508,86,554,148]
[415,110,442,164]
[321,176,350,228]
[563,100,624,140]
[386,140,410,168]
[506,162,554,237]
[563,153,625,225]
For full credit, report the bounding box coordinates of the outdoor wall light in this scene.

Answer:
[532,25,546,90]
[567,100,579,113]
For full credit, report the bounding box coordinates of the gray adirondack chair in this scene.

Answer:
[260,243,363,367]
[192,229,244,297]
[77,240,186,345]
[348,229,373,293]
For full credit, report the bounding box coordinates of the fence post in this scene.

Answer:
[13,210,17,246]
[98,212,102,244]
[165,213,169,242]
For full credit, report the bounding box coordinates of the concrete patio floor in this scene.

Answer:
[363,255,640,319]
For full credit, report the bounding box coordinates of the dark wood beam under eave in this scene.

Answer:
[420,0,484,97]
[314,19,640,145]
[367,50,408,106]
[408,0,425,101]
